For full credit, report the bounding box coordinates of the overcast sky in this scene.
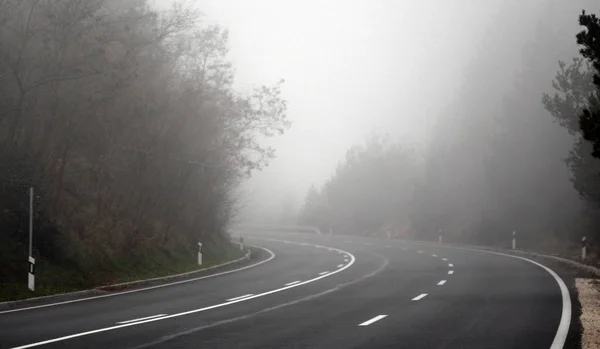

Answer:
[150,0,589,222]
[164,0,509,217]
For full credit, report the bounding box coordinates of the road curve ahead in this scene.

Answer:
[0,232,574,349]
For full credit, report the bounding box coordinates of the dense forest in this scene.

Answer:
[299,4,600,255]
[0,0,287,296]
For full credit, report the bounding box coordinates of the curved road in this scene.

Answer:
[0,231,573,349]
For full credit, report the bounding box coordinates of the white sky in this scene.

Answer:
[155,0,506,219]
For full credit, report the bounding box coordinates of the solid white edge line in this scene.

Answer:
[412,293,428,301]
[226,294,254,302]
[358,314,387,326]
[466,247,570,348]
[11,238,357,349]
[448,270,454,275]
[0,245,275,315]
[411,242,571,349]
[535,261,571,349]
[318,271,329,275]
[116,314,167,324]
[284,281,301,286]
[437,280,447,286]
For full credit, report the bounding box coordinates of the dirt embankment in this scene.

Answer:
[576,279,600,348]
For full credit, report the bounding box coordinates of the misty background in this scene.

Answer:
[196,0,598,238]
[2,0,600,299]
[197,0,506,223]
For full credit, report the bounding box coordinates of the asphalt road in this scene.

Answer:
[0,232,575,349]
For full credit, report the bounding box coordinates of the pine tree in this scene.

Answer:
[577,11,600,157]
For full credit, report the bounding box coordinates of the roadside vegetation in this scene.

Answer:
[299,5,600,263]
[0,0,287,300]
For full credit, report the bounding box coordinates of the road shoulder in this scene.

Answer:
[576,278,600,349]
[0,246,271,313]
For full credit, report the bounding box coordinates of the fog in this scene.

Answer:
[187,0,504,220]
[188,0,598,233]
[4,1,600,339]
[2,0,600,287]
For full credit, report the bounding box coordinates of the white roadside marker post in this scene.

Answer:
[239,237,244,252]
[438,229,443,244]
[512,231,516,250]
[28,256,35,291]
[198,242,203,266]
[582,236,587,262]
[28,187,35,292]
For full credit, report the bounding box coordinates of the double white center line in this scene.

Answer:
[226,294,254,302]
[117,314,167,324]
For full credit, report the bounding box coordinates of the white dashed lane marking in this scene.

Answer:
[412,294,428,301]
[358,315,387,326]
